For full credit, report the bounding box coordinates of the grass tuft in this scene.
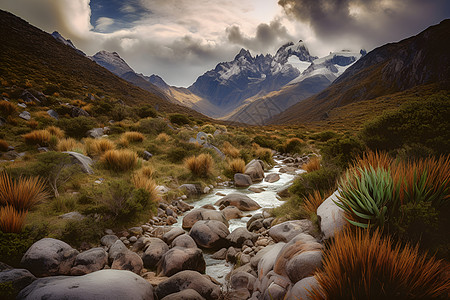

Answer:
[302,189,332,216]
[0,100,16,117]
[156,133,170,143]
[23,130,51,146]
[122,131,145,143]
[101,149,138,172]
[184,153,214,178]
[224,158,246,178]
[56,138,83,152]
[132,175,159,202]
[0,139,9,152]
[84,138,115,157]
[222,141,240,158]
[45,126,65,139]
[0,205,28,233]
[303,156,321,172]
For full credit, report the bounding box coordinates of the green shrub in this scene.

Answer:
[253,135,278,149]
[283,137,306,154]
[320,136,365,169]
[138,118,168,135]
[169,113,190,126]
[60,217,105,248]
[310,130,338,142]
[57,117,96,138]
[200,124,216,134]
[289,167,340,199]
[166,142,199,163]
[136,105,157,118]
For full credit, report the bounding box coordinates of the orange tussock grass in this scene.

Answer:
[136,165,155,179]
[132,175,159,202]
[352,151,394,170]
[122,131,145,143]
[222,141,240,158]
[27,119,39,129]
[0,205,28,233]
[225,158,246,177]
[156,133,170,142]
[301,189,333,216]
[0,139,9,152]
[84,138,115,157]
[57,138,83,152]
[0,172,49,211]
[0,100,16,116]
[184,153,214,178]
[101,149,138,172]
[45,126,65,139]
[310,229,450,299]
[303,156,321,172]
[23,130,51,146]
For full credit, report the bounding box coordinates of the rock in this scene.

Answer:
[129,226,143,235]
[230,271,257,297]
[248,187,264,193]
[265,173,280,183]
[261,280,288,300]
[143,151,153,160]
[18,102,27,108]
[100,234,119,248]
[71,106,90,117]
[129,236,138,243]
[63,151,94,174]
[142,238,169,269]
[203,186,211,194]
[211,248,227,260]
[286,250,322,283]
[277,187,290,198]
[157,247,206,277]
[215,192,226,196]
[87,128,104,138]
[174,199,193,212]
[58,211,84,220]
[20,90,39,103]
[111,251,144,275]
[131,237,147,252]
[180,184,202,195]
[171,234,197,249]
[20,238,79,277]
[17,269,154,300]
[37,147,49,152]
[226,247,238,263]
[108,240,128,263]
[161,289,205,300]
[244,159,265,182]
[234,173,253,187]
[156,185,170,194]
[70,247,108,275]
[285,276,319,300]
[19,111,31,120]
[269,220,315,243]
[317,190,346,239]
[182,208,228,229]
[257,243,286,280]
[155,270,220,300]
[262,217,274,229]
[0,268,36,297]
[189,220,230,249]
[46,109,59,120]
[222,206,243,220]
[215,193,261,211]
[163,227,186,245]
[226,227,258,247]
[201,204,216,210]
[248,219,264,232]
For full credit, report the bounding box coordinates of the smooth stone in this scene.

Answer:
[161,289,205,300]
[268,220,315,243]
[111,251,144,275]
[189,220,230,249]
[226,227,258,247]
[234,173,253,187]
[142,238,169,269]
[222,206,243,220]
[215,193,261,211]
[285,276,319,300]
[157,247,206,277]
[317,190,346,239]
[265,173,280,183]
[108,240,128,263]
[171,234,198,249]
[244,159,265,182]
[70,247,108,275]
[163,227,186,245]
[0,268,36,297]
[182,208,228,229]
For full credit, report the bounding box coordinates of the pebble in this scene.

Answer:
[129,236,137,243]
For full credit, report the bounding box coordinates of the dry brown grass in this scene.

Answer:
[23,130,51,146]
[311,229,450,299]
[84,138,115,157]
[156,133,170,143]
[302,189,333,216]
[57,138,83,152]
[46,126,65,139]
[184,153,214,178]
[27,119,39,129]
[0,171,49,211]
[0,139,9,152]
[225,158,246,178]
[303,156,321,172]
[255,146,273,164]
[132,175,159,202]
[122,131,145,143]
[0,100,16,116]
[136,165,155,179]
[0,205,28,233]
[101,149,138,172]
[352,151,393,170]
[222,141,240,158]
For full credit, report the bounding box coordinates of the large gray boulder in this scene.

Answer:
[244,159,265,182]
[182,208,228,229]
[157,247,206,277]
[257,242,286,280]
[161,289,205,300]
[21,238,79,277]
[108,240,128,263]
[0,268,36,297]
[317,190,346,239]
[226,227,258,247]
[171,234,198,249]
[214,193,261,211]
[111,251,144,275]
[189,220,230,249]
[269,220,315,243]
[230,271,256,295]
[155,270,220,300]
[285,276,319,300]
[100,234,119,248]
[17,269,154,300]
[87,128,104,138]
[265,173,280,183]
[70,247,108,275]
[63,151,94,174]
[163,227,186,245]
[142,238,169,269]
[260,271,290,300]
[222,206,243,220]
[234,173,253,187]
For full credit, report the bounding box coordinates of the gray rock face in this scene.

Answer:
[0,268,36,297]
[180,184,202,195]
[108,240,128,263]
[285,276,319,300]
[157,247,206,277]
[19,111,31,120]
[215,193,261,211]
[155,270,220,300]
[189,220,230,249]
[142,238,169,269]
[269,220,315,243]
[87,128,104,138]
[17,269,154,300]
[222,206,243,220]
[234,173,253,187]
[58,211,84,220]
[70,247,107,275]
[46,109,59,120]
[226,227,258,247]
[286,251,322,283]
[21,238,79,277]
[257,242,286,280]
[265,173,280,183]
[161,289,205,300]
[163,227,186,245]
[63,151,94,174]
[143,151,153,160]
[316,190,345,239]
[111,251,144,275]
[182,208,228,229]
[244,159,265,182]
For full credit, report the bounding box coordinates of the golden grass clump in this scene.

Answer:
[101,149,138,172]
[156,133,170,142]
[132,175,159,202]
[303,156,321,172]
[222,141,240,158]
[224,158,246,178]
[136,165,155,179]
[311,229,450,299]
[57,138,83,152]
[301,189,333,216]
[352,150,393,170]
[255,146,273,164]
[0,205,28,233]
[23,130,51,146]
[0,139,9,152]
[46,126,65,139]
[0,100,16,116]
[122,131,145,143]
[27,119,39,129]
[0,172,49,211]
[184,153,214,178]
[84,138,115,157]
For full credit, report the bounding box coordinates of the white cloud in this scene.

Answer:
[95,17,114,32]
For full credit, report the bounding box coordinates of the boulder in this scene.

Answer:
[0,268,36,297]
[182,208,228,229]
[189,220,230,249]
[174,199,193,212]
[317,190,346,239]
[111,250,144,275]
[20,238,79,277]
[215,193,261,211]
[108,240,128,263]
[180,184,202,195]
[129,226,143,235]
[46,109,59,120]
[100,234,119,248]
[163,227,186,245]
[226,227,258,247]
[285,276,319,300]
[70,247,108,275]
[230,271,256,293]
[142,238,169,269]
[71,106,90,117]
[234,173,252,187]
[222,206,243,220]
[248,187,264,193]
[157,247,206,277]
[265,173,280,183]
[63,151,94,174]
[244,159,265,182]
[257,242,286,280]
[155,270,220,300]
[286,250,322,283]
[211,248,227,260]
[87,128,104,138]
[171,234,198,249]
[17,269,154,300]
[161,289,205,300]
[269,220,315,243]
[143,151,153,160]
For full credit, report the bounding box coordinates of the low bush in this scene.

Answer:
[184,153,214,178]
[289,167,340,199]
[253,135,279,149]
[166,142,199,163]
[101,149,138,172]
[224,158,246,179]
[320,136,365,169]
[0,139,8,152]
[310,130,338,142]
[60,217,105,248]
[84,138,115,157]
[136,105,157,118]
[283,137,305,154]
[122,131,145,143]
[57,117,96,138]
[45,126,65,139]
[303,156,321,172]
[138,118,168,135]
[201,124,216,134]
[23,129,51,146]
[169,113,190,126]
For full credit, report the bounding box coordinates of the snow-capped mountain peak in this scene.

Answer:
[90,50,134,77]
[274,40,317,64]
[51,31,85,56]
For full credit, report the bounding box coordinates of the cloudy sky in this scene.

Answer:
[1,0,449,87]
